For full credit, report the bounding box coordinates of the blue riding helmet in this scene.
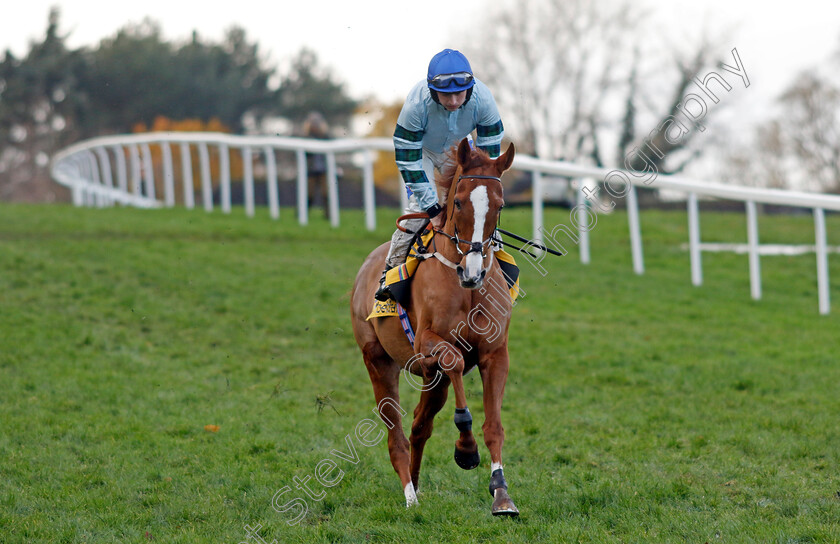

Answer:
[427,49,475,92]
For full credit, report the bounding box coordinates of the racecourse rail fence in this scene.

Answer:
[51,132,840,314]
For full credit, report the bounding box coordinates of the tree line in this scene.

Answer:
[0,9,357,202]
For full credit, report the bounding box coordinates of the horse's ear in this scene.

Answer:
[457,138,472,167]
[495,142,515,174]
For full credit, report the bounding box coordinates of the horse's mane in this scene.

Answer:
[436,145,494,200]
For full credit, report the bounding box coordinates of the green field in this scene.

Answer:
[2,203,839,543]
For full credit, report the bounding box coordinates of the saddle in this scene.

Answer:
[367,229,520,321]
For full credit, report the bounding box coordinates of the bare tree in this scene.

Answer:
[777,71,840,192]
[465,0,729,178]
[725,68,840,194]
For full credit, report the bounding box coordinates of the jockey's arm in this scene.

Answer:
[472,80,505,158]
[394,120,439,214]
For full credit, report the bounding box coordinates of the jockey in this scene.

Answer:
[375,48,505,301]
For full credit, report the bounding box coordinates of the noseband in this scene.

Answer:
[446,227,494,258]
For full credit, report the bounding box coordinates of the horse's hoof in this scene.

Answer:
[454,446,480,470]
[491,487,519,516]
[404,482,419,507]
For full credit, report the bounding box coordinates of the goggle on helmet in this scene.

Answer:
[427,49,475,93]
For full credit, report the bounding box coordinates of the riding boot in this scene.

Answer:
[374,266,394,301]
[375,217,426,301]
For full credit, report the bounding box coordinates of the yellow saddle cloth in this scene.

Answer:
[367,230,520,321]
[367,298,400,319]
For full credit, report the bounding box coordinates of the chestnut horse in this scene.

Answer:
[350,138,519,516]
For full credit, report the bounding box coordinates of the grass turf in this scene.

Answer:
[1,203,839,543]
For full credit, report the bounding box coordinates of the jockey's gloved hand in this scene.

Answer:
[426,203,443,218]
[426,203,444,229]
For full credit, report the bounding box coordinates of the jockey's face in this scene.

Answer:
[438,90,468,111]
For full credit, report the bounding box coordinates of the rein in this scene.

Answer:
[495,228,566,258]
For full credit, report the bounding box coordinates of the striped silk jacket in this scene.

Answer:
[393,78,504,211]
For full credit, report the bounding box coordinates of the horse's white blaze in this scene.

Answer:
[404,482,418,507]
[465,185,489,278]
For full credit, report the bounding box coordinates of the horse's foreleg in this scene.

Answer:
[362,341,416,506]
[479,346,518,516]
[409,377,450,491]
[415,330,480,471]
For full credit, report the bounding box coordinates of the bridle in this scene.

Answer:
[395,173,505,271]
[396,170,564,268]
[438,174,502,260]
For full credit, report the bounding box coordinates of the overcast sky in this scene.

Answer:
[3,1,840,115]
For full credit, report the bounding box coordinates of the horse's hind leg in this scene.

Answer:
[409,377,450,491]
[361,341,416,506]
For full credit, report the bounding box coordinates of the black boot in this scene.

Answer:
[374,267,394,301]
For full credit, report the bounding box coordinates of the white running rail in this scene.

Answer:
[51,132,840,314]
[50,132,397,231]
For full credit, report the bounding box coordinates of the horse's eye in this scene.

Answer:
[454,199,461,210]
